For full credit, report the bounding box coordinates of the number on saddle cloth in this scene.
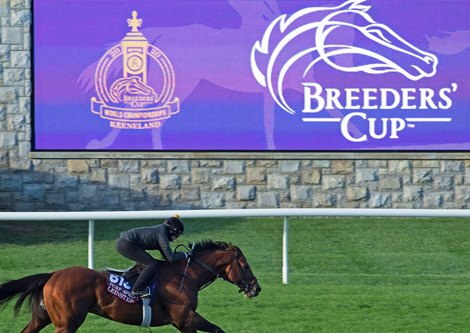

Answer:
[105,263,157,303]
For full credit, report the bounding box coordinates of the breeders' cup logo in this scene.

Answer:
[91,11,179,130]
[251,0,458,143]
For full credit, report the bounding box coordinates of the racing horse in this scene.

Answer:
[0,240,261,332]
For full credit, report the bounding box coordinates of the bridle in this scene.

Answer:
[219,249,258,294]
[179,246,257,293]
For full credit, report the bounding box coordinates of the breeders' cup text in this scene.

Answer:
[302,83,458,143]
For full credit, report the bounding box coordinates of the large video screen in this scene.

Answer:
[33,0,470,151]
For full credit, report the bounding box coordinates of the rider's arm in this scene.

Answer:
[156,228,187,263]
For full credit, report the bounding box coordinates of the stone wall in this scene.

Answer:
[1,0,469,212]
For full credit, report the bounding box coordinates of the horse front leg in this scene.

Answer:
[181,310,225,333]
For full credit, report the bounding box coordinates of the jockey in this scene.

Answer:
[115,214,188,296]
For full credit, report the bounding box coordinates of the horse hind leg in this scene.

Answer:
[21,316,52,333]
[21,297,52,332]
[46,303,88,333]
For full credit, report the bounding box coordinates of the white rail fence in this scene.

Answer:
[1,208,470,284]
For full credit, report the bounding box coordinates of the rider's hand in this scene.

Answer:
[185,252,192,259]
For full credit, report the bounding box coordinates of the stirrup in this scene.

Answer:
[131,287,151,298]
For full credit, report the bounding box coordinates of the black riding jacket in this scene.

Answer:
[120,224,186,263]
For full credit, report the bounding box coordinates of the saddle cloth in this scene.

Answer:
[105,267,157,304]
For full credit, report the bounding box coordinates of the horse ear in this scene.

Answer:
[346,0,371,12]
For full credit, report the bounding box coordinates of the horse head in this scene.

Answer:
[251,0,439,114]
[190,240,261,298]
[109,76,158,106]
[313,0,438,81]
[222,245,261,298]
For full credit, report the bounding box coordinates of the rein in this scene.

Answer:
[180,247,253,293]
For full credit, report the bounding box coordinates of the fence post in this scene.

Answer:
[88,220,95,269]
[282,216,289,285]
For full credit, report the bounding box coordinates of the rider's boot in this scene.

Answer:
[131,261,158,297]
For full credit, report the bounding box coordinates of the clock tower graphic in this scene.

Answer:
[91,11,180,129]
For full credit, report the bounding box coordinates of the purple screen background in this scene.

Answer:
[33,0,470,151]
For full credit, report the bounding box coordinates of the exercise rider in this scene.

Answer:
[115,214,188,296]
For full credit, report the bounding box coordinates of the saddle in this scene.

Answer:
[106,262,146,287]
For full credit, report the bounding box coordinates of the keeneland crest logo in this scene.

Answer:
[91,11,180,130]
[250,0,439,115]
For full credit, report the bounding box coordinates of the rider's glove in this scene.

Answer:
[184,252,192,259]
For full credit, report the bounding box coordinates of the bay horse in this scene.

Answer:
[0,240,261,333]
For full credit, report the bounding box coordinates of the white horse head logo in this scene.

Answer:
[251,0,439,114]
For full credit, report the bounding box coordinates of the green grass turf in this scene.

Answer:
[1,217,470,332]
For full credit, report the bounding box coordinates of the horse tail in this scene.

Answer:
[0,272,53,317]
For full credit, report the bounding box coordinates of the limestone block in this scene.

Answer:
[11,0,24,9]
[455,186,470,204]
[67,160,90,174]
[212,176,235,191]
[160,175,181,190]
[279,160,300,173]
[355,169,378,184]
[56,175,78,189]
[90,169,107,183]
[118,160,140,173]
[257,192,279,207]
[403,186,423,202]
[413,169,433,184]
[0,87,18,102]
[108,174,130,188]
[379,176,402,191]
[0,174,22,191]
[0,132,16,146]
[168,160,190,173]
[247,168,266,183]
[432,175,454,191]
[290,186,312,201]
[3,68,24,84]
[79,185,98,201]
[369,193,391,208]
[224,161,245,174]
[142,169,159,184]
[237,185,256,201]
[10,9,30,25]
[1,27,22,44]
[267,174,288,189]
[313,193,336,207]
[302,170,321,184]
[201,192,225,208]
[23,184,44,201]
[46,192,65,206]
[181,187,200,201]
[192,169,210,184]
[388,160,412,173]
[331,160,354,175]
[322,175,345,190]
[441,161,464,173]
[11,50,29,67]
[346,187,368,201]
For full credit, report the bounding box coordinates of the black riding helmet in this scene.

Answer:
[164,214,184,237]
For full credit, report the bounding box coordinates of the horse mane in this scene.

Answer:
[189,240,232,254]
